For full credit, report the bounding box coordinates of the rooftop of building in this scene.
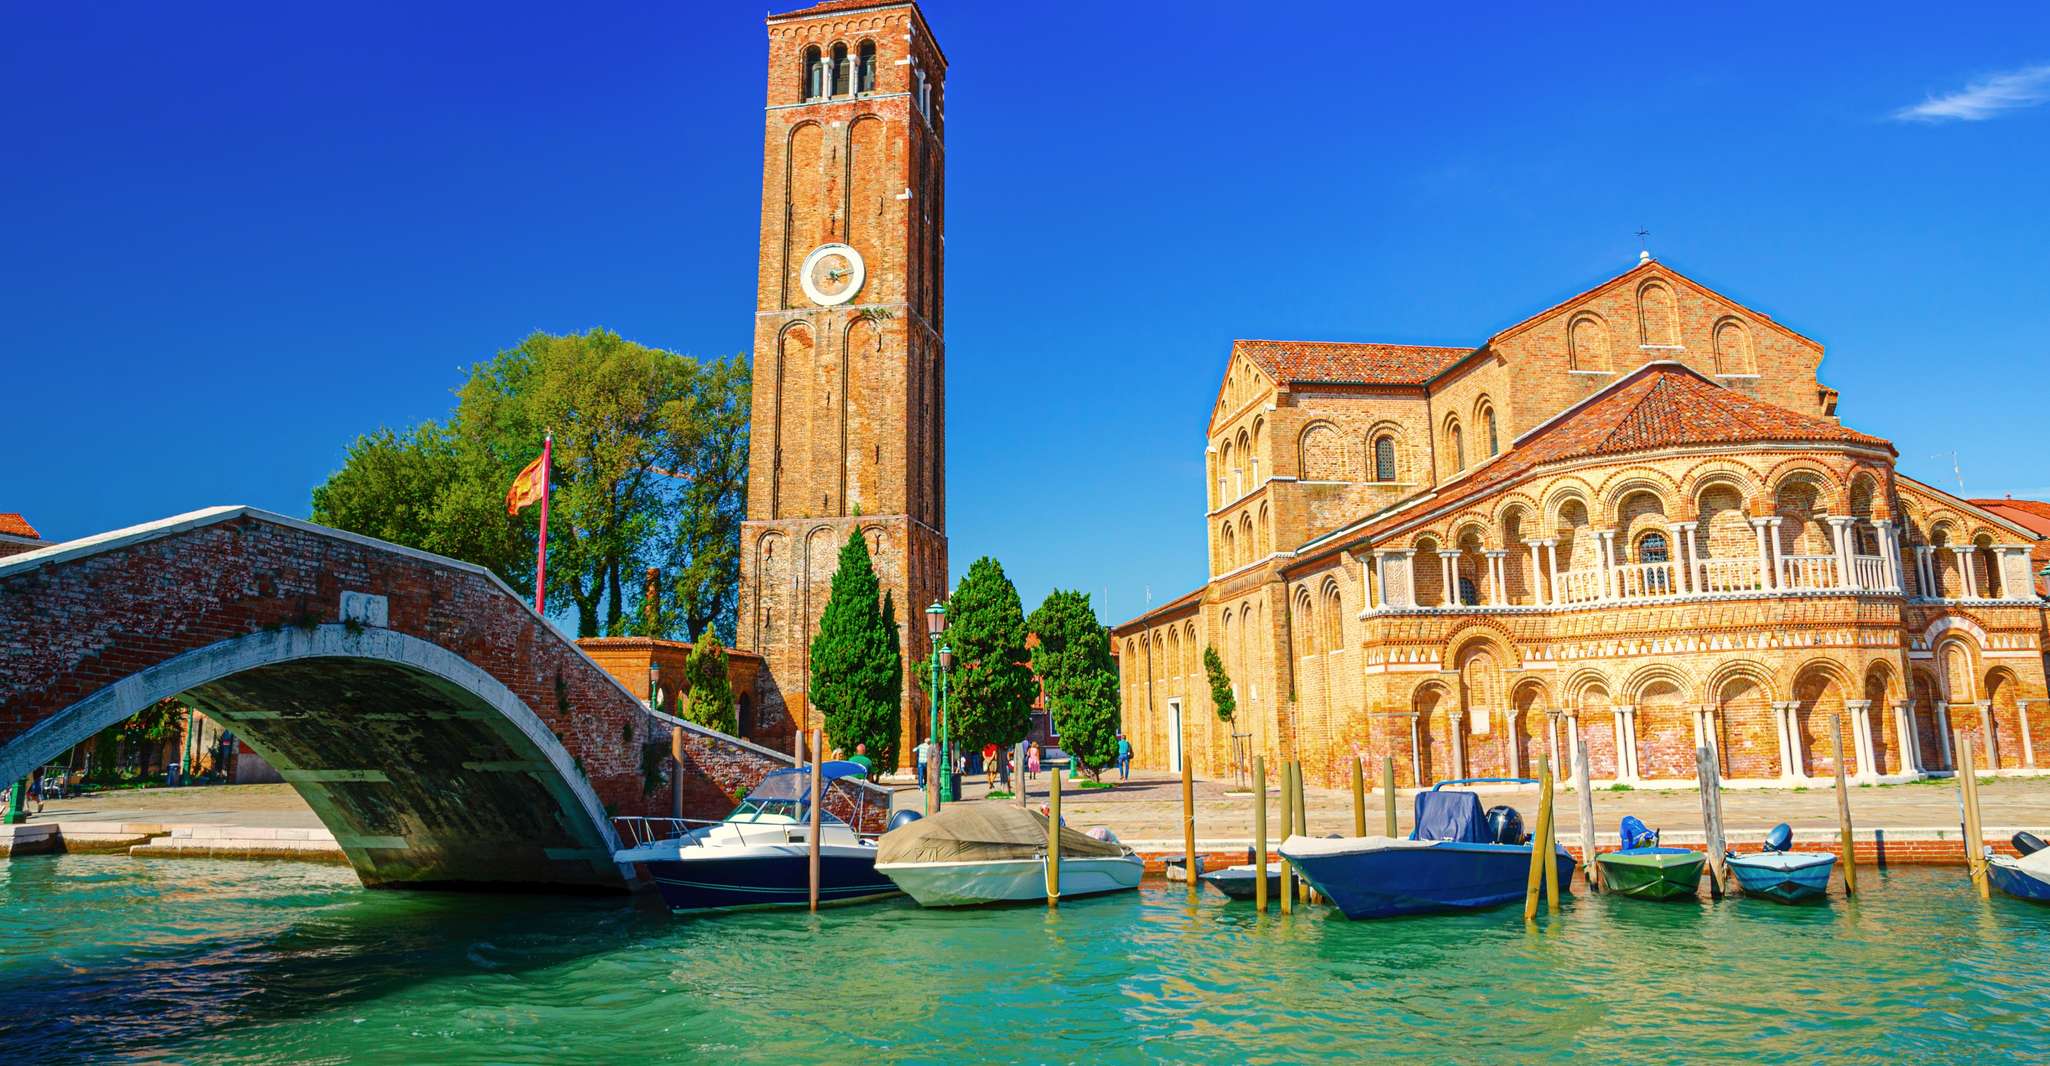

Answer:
[1232,339,1474,388]
[0,513,42,540]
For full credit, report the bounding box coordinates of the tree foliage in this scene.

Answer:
[808,531,903,772]
[680,636,737,736]
[1203,645,1237,724]
[1028,590,1119,780]
[311,330,749,640]
[941,557,1036,753]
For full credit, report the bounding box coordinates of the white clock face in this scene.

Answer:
[799,242,865,306]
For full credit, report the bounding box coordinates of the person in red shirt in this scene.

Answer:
[982,743,998,789]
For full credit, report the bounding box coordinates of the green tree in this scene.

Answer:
[942,557,1036,754]
[1028,590,1120,780]
[680,636,737,736]
[311,330,749,639]
[1202,645,1237,725]
[808,532,903,771]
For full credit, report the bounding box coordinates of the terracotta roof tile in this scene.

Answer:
[1233,339,1473,388]
[0,513,39,539]
[1357,363,1892,541]
[771,0,906,19]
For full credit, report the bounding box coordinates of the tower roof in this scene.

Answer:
[770,0,916,21]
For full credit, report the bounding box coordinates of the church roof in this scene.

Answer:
[1231,339,1474,387]
[1351,362,1891,542]
[771,0,913,20]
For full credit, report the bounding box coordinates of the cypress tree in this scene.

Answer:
[680,635,736,736]
[1202,645,1237,725]
[808,531,902,772]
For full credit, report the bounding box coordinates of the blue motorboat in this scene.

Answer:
[1725,823,1835,903]
[1987,831,2050,903]
[612,761,900,912]
[1279,778,1575,919]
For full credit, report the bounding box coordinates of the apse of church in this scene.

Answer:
[1115,259,2050,791]
[737,1,950,760]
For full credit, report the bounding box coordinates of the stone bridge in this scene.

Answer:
[0,507,884,892]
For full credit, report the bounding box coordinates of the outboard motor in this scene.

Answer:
[887,809,923,832]
[1763,823,1794,854]
[2013,831,2047,857]
[1620,815,1660,850]
[1484,805,1526,845]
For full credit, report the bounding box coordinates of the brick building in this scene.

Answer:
[0,514,46,559]
[1112,257,2050,790]
[735,0,951,764]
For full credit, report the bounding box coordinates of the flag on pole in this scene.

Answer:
[507,436,553,614]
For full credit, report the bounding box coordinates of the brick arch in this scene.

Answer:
[1539,479,1597,534]
[1762,457,1844,501]
[1567,310,1612,372]
[1364,419,1410,481]
[1621,661,1695,705]
[1789,657,1854,776]
[1488,493,1539,533]
[1636,278,1680,347]
[1701,659,1777,705]
[1678,460,1765,515]
[1711,315,1756,375]
[1596,469,1680,525]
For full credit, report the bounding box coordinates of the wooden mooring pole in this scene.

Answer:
[1525,754,1553,920]
[1181,752,1198,903]
[808,728,823,913]
[1695,747,1730,897]
[1351,754,1367,838]
[1047,768,1063,907]
[1294,762,1313,904]
[1574,744,1599,892]
[1382,755,1398,838]
[1832,713,1857,897]
[1278,761,1295,915]
[1956,731,1987,899]
[670,726,686,821]
[1252,755,1268,911]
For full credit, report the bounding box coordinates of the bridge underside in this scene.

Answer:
[179,657,625,892]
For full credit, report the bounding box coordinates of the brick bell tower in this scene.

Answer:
[737,1,949,765]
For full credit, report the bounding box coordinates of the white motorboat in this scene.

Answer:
[874,803,1142,907]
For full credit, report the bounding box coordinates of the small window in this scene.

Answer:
[857,41,877,92]
[1374,437,1396,481]
[1458,578,1478,606]
[831,44,850,95]
[803,47,825,100]
[1639,532,1668,563]
[1485,409,1499,456]
[1451,425,1465,471]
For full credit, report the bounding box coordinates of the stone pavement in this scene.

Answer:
[27,783,327,829]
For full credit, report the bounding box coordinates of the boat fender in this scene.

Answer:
[1763,823,1793,853]
[2013,831,2048,857]
[1484,805,1525,846]
[887,809,923,832]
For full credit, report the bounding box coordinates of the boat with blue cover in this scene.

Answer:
[1987,831,2050,902]
[612,761,899,912]
[1724,823,1835,903]
[1278,778,1575,919]
[1595,817,1706,901]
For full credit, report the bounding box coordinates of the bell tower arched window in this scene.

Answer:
[1485,408,1499,456]
[857,40,877,92]
[831,43,850,95]
[803,46,825,100]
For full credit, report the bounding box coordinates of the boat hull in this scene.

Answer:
[876,855,1143,907]
[1596,849,1706,901]
[1726,851,1835,903]
[1280,837,1576,919]
[1199,863,1282,901]
[1988,858,2050,902]
[640,844,899,912]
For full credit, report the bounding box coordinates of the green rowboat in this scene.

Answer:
[1596,847,1706,900]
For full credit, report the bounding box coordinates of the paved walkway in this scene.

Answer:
[24,783,326,829]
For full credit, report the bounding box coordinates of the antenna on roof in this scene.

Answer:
[1635,228,1653,264]
[1930,451,1966,495]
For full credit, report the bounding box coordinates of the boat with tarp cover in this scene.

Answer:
[1279,779,1575,919]
[874,803,1142,906]
[611,761,897,912]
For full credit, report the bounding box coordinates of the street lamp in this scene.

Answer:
[648,659,662,711]
[938,643,955,803]
[925,602,947,811]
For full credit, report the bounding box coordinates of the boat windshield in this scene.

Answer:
[727,769,848,826]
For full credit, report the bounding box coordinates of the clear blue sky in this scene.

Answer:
[5,2,2048,626]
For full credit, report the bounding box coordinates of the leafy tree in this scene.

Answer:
[942,557,1036,753]
[1203,645,1237,725]
[808,532,903,772]
[680,636,737,736]
[311,330,749,640]
[1028,590,1119,780]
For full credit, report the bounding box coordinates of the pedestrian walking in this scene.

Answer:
[998,747,1012,790]
[849,742,874,778]
[1028,741,1042,781]
[914,737,931,788]
[1117,734,1133,781]
[982,743,998,788]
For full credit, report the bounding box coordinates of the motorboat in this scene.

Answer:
[1278,778,1576,919]
[1199,862,1283,901]
[874,803,1142,907]
[612,761,898,912]
[1987,831,2050,902]
[1724,823,1836,903]
[1595,816,1706,901]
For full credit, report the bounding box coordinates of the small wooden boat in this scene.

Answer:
[1199,862,1282,900]
[1279,779,1575,919]
[1724,823,1835,903]
[1595,817,1705,901]
[1987,831,2050,903]
[874,803,1142,907]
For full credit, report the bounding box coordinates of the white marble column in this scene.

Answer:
[1952,546,1975,599]
[1438,549,1460,607]
[2019,699,2038,769]
[1894,700,1921,774]
[1828,516,1856,588]
[1673,521,1697,594]
[1408,713,1423,788]
[1773,701,1805,782]
[1596,529,1618,600]
[1545,540,1561,603]
[1847,699,1877,782]
[1751,517,1776,590]
[1914,545,1933,599]
[1526,539,1549,606]
[1485,549,1509,606]
[1935,702,1954,769]
[1504,708,1522,778]
[1977,699,1998,769]
[1766,516,1786,588]
[1545,712,1561,780]
[1449,714,1467,779]
[1612,705,1638,784]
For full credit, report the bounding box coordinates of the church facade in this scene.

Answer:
[736,0,950,759]
[1112,258,2050,790]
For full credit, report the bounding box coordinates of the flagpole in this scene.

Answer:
[534,433,552,615]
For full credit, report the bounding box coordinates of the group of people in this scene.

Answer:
[901,734,1137,787]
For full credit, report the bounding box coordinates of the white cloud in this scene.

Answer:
[1894,63,2050,122]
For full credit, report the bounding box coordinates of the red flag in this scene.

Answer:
[506,452,548,515]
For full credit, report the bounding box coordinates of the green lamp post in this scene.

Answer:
[925,602,948,809]
[938,642,955,802]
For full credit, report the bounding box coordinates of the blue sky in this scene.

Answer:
[4,2,2048,626]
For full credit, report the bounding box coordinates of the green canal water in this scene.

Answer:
[2,856,2046,1064]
